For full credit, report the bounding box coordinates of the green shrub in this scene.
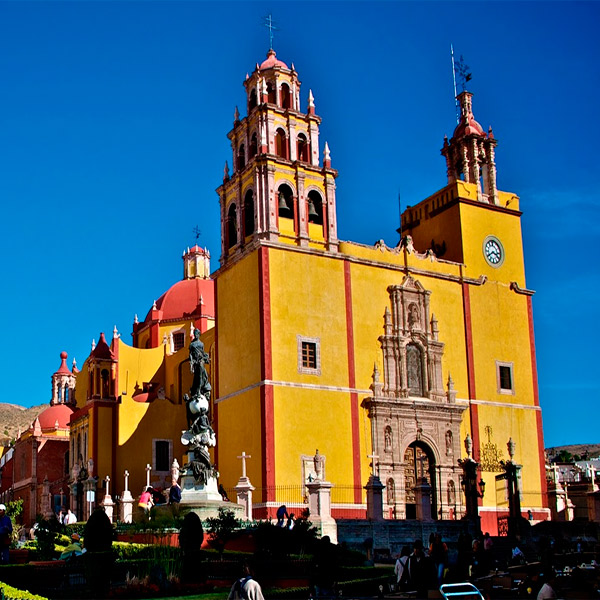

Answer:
[0,581,48,600]
[33,516,61,560]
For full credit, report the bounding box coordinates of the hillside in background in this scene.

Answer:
[0,403,47,446]
[547,444,600,461]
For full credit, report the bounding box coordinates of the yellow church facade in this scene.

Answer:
[64,48,548,535]
[213,50,548,533]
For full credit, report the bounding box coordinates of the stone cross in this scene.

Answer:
[145,464,152,488]
[237,452,251,478]
[367,453,379,477]
[124,470,130,492]
[105,475,110,496]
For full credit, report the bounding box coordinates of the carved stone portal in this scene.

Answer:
[362,275,466,520]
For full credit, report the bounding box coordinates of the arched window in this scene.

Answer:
[237,144,245,172]
[227,203,238,249]
[278,184,294,219]
[406,344,424,396]
[275,128,288,160]
[267,81,276,104]
[384,426,393,452]
[244,189,255,237]
[249,89,258,111]
[297,133,309,162]
[249,133,258,158]
[101,369,109,398]
[307,190,323,225]
[280,83,291,109]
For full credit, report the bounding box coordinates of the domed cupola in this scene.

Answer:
[441,91,498,204]
[51,351,77,407]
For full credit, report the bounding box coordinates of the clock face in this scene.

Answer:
[483,236,504,267]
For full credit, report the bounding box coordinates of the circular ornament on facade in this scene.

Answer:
[483,235,504,267]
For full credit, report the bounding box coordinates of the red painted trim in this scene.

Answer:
[259,248,275,499]
[462,281,481,505]
[344,261,362,503]
[213,279,219,468]
[92,404,98,478]
[461,282,477,402]
[112,402,117,484]
[527,297,540,408]
[527,298,548,502]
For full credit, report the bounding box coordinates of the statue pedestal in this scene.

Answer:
[306,480,337,543]
[414,478,433,521]
[120,491,134,524]
[235,476,255,521]
[365,475,385,521]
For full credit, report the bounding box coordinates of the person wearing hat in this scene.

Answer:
[0,504,13,564]
[60,532,85,560]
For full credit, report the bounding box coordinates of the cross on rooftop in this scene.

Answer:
[264,14,278,50]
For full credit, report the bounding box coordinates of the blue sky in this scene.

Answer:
[1,1,598,448]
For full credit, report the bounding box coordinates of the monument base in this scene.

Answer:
[179,471,244,520]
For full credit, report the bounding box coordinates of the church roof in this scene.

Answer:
[260,49,288,70]
[90,332,115,360]
[144,277,214,323]
[36,403,74,431]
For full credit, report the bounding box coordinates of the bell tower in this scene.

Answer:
[441,91,498,204]
[217,49,338,265]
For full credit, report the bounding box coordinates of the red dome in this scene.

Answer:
[144,278,215,323]
[260,49,288,70]
[453,115,485,138]
[36,404,74,430]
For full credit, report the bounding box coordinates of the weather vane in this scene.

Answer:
[193,225,201,241]
[451,45,473,123]
[264,14,278,50]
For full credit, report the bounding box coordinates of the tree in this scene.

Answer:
[205,507,240,559]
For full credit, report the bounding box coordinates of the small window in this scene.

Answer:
[154,439,171,472]
[297,335,321,375]
[173,332,185,352]
[302,342,316,369]
[496,361,515,394]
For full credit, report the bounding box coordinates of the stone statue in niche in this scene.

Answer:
[447,479,456,505]
[384,427,392,452]
[408,303,420,329]
[445,430,453,456]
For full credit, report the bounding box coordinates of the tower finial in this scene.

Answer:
[264,14,278,50]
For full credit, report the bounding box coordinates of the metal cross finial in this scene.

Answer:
[237,451,251,478]
[193,225,201,241]
[264,14,278,50]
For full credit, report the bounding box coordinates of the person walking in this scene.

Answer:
[228,561,265,600]
[394,546,411,590]
[0,504,13,564]
[401,539,433,598]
